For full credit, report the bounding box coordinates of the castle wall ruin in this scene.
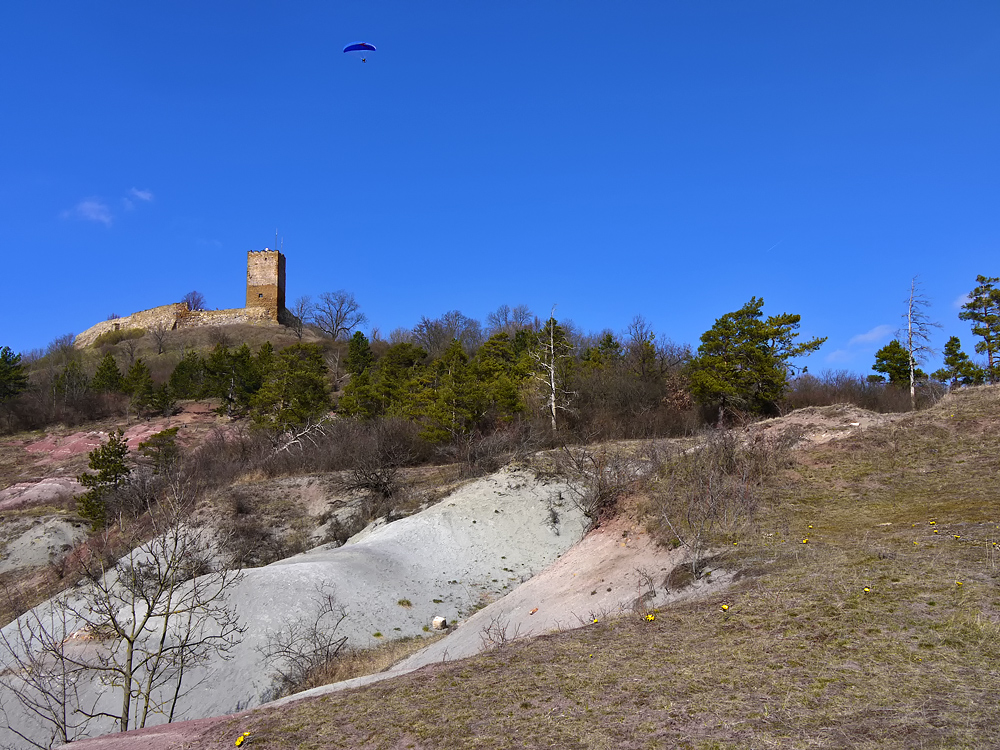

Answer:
[73,250,290,349]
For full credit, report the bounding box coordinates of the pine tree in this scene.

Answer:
[412,340,477,442]
[91,352,125,393]
[0,346,28,403]
[76,429,132,528]
[339,343,426,419]
[138,427,180,475]
[168,351,206,399]
[937,336,984,387]
[125,358,155,414]
[873,340,926,385]
[203,344,263,416]
[958,275,1000,383]
[250,343,331,431]
[346,332,374,376]
[471,332,530,424]
[688,298,825,418]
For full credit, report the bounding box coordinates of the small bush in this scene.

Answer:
[649,428,790,575]
[92,328,146,348]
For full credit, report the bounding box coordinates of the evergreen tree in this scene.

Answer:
[91,352,125,393]
[471,332,531,424]
[255,341,275,380]
[339,343,426,419]
[346,331,374,376]
[582,332,624,371]
[0,346,28,403]
[76,429,132,528]
[958,275,1000,383]
[688,298,825,418]
[203,344,263,416]
[138,427,180,475]
[936,336,984,387]
[168,351,206,399]
[411,340,477,442]
[250,343,331,431]
[873,340,925,385]
[125,358,155,414]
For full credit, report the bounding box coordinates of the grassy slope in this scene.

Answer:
[202,387,1000,749]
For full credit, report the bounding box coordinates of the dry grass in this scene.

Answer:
[202,387,1000,749]
[294,634,446,694]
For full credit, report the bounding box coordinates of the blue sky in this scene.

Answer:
[3,2,999,375]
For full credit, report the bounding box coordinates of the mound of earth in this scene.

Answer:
[752,403,897,447]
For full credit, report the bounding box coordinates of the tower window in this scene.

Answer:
[258,293,263,298]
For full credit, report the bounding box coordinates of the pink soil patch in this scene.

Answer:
[0,477,83,511]
[22,403,227,466]
[25,431,108,462]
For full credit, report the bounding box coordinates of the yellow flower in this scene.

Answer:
[645,613,655,621]
[235,731,252,747]
[721,604,729,611]
[956,581,963,587]
[929,520,936,525]
[591,617,598,624]
[808,525,813,529]
[863,587,870,593]
[953,535,961,539]
[802,538,809,544]
[933,530,939,534]
[733,541,738,546]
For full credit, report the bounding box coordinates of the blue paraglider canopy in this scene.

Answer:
[343,42,376,53]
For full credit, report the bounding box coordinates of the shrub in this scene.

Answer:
[649,427,791,576]
[91,328,145,348]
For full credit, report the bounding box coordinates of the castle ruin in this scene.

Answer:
[73,249,290,348]
[245,249,285,321]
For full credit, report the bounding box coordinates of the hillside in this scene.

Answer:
[17,386,998,749]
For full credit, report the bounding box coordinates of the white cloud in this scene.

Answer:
[128,187,154,202]
[847,324,894,346]
[824,349,852,363]
[61,199,112,226]
[953,293,971,310]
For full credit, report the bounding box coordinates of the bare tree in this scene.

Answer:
[289,296,314,340]
[899,276,941,410]
[120,337,140,368]
[257,585,348,699]
[0,594,96,748]
[486,304,535,338]
[181,291,206,312]
[313,291,366,342]
[556,445,640,526]
[148,321,171,355]
[388,327,413,345]
[0,497,245,742]
[412,310,483,358]
[532,307,575,433]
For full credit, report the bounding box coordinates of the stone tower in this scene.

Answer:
[246,249,286,322]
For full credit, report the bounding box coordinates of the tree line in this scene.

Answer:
[4,273,1000,440]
